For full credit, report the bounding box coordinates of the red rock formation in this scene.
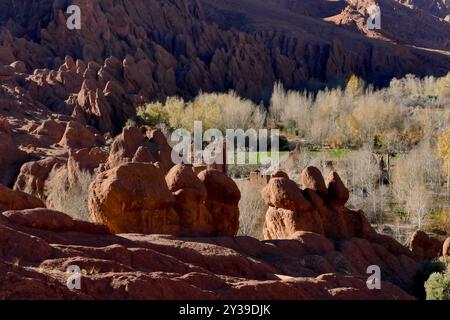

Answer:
[198,169,241,236]
[0,184,45,212]
[0,210,414,300]
[106,126,173,173]
[14,157,66,199]
[59,121,97,150]
[0,0,447,301]
[408,230,442,260]
[88,162,180,234]
[67,147,108,183]
[0,0,448,137]
[0,124,28,185]
[326,171,350,208]
[32,119,66,145]
[301,166,328,197]
[443,237,450,258]
[396,0,449,18]
[2,208,108,234]
[262,170,370,240]
[261,167,424,292]
[166,164,214,236]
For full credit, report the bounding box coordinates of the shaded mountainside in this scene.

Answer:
[0,0,449,104]
[328,0,450,52]
[396,0,449,18]
[0,0,449,138]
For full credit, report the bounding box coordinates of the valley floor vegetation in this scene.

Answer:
[135,73,450,242]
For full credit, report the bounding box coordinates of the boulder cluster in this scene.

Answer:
[87,126,240,236]
[261,167,448,292]
[8,124,240,237]
[262,166,374,240]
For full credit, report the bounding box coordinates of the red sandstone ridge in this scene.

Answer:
[0,0,449,121]
[0,198,413,300]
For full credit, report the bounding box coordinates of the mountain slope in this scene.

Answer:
[0,0,449,101]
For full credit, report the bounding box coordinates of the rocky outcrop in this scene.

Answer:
[325,171,350,208]
[88,159,240,236]
[0,208,413,300]
[58,121,98,150]
[32,119,66,145]
[261,167,423,292]
[301,166,328,196]
[0,120,28,186]
[198,169,241,236]
[2,208,109,234]
[14,157,66,200]
[329,0,450,53]
[166,165,214,236]
[444,237,450,258]
[0,184,45,212]
[262,169,373,240]
[88,162,180,234]
[408,230,442,260]
[105,126,173,173]
[0,0,447,302]
[67,147,108,182]
[396,0,450,18]
[0,0,449,138]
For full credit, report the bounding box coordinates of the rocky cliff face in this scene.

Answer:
[329,0,450,52]
[1,0,449,103]
[396,0,449,18]
[0,0,449,137]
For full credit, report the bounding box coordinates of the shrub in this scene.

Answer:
[437,127,450,194]
[425,264,450,300]
[437,72,450,98]
[137,102,170,126]
[345,74,366,97]
[137,92,267,133]
[236,179,268,239]
[44,166,94,222]
[411,260,446,300]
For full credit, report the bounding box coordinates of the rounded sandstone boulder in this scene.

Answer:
[0,184,45,213]
[301,166,327,196]
[88,162,180,234]
[262,177,312,212]
[197,169,240,236]
[166,165,214,235]
[408,230,442,260]
[325,171,349,207]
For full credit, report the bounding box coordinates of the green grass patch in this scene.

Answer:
[328,148,351,159]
